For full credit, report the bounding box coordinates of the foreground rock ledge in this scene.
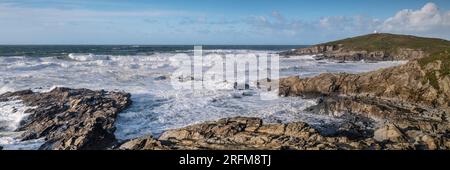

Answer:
[118,117,450,150]
[0,87,131,150]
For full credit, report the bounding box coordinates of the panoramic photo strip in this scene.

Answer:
[0,0,449,169]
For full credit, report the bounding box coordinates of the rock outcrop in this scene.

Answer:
[280,33,450,61]
[118,47,450,150]
[279,59,450,107]
[119,117,450,150]
[0,87,131,150]
[278,51,450,150]
[373,123,405,142]
[282,45,427,61]
[119,117,358,150]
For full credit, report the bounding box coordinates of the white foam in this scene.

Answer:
[0,100,31,131]
[0,52,407,144]
[68,53,110,61]
[0,132,45,150]
[0,100,44,150]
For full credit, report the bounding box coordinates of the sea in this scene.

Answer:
[0,45,407,149]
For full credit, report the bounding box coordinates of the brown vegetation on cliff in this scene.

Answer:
[281,33,450,61]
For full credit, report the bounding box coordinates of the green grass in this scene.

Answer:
[320,33,450,54]
[317,33,450,89]
[319,33,450,89]
[418,51,450,89]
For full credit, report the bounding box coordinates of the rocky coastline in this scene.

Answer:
[118,115,449,150]
[0,86,447,150]
[1,33,449,150]
[280,44,427,61]
[0,87,131,150]
[276,35,450,149]
[279,33,450,61]
[120,33,449,150]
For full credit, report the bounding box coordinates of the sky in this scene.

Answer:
[0,0,450,45]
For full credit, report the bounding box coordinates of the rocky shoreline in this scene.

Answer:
[0,86,447,150]
[0,87,131,150]
[118,116,449,150]
[1,33,449,150]
[280,44,427,61]
[277,50,450,149]
[1,58,449,150]
[279,33,450,61]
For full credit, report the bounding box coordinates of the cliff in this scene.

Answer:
[281,33,450,61]
[278,48,450,150]
[280,53,450,108]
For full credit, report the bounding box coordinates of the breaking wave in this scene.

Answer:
[0,49,406,147]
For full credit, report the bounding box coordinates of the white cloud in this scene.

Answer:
[0,1,449,44]
[244,2,450,42]
[381,2,450,33]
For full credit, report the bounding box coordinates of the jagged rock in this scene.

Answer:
[281,45,427,61]
[154,75,168,80]
[280,60,449,108]
[120,117,335,150]
[279,59,450,140]
[119,136,169,150]
[0,87,132,150]
[120,117,436,150]
[279,33,448,61]
[279,49,450,150]
[373,124,405,142]
[418,135,438,150]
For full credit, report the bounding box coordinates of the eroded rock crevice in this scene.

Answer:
[118,116,450,150]
[0,87,132,150]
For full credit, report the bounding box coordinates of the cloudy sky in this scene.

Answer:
[0,0,450,44]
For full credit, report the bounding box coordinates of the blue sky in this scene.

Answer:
[0,0,450,44]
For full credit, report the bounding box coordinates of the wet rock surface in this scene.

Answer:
[279,60,450,107]
[119,51,450,150]
[277,57,450,149]
[0,87,131,150]
[118,116,449,150]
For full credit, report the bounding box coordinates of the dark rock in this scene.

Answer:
[154,75,168,80]
[373,123,406,142]
[119,135,169,150]
[0,87,132,150]
[278,58,450,150]
[279,60,450,108]
[119,116,419,150]
[286,45,427,62]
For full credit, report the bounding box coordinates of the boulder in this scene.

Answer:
[373,124,405,142]
[419,135,438,150]
[119,136,168,150]
[121,117,380,150]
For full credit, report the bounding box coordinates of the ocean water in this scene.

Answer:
[0,45,407,149]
